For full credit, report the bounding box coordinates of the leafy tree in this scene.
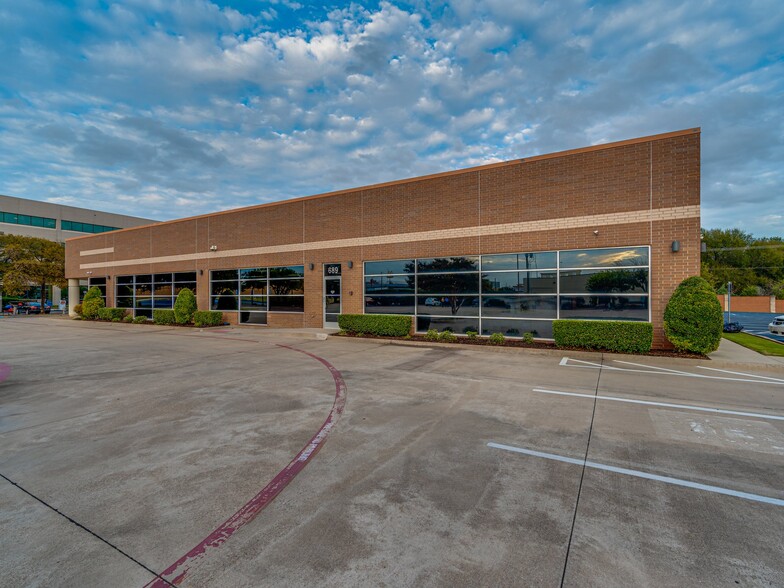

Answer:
[407,257,479,316]
[664,276,723,354]
[585,268,648,293]
[0,235,65,310]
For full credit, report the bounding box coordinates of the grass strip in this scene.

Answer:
[723,332,784,357]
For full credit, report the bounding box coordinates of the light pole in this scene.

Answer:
[727,281,732,324]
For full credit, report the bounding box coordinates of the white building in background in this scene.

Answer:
[0,194,156,305]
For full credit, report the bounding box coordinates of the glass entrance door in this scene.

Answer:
[324,263,341,327]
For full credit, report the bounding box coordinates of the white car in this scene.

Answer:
[769,315,784,336]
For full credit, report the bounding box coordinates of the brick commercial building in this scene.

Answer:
[65,128,701,348]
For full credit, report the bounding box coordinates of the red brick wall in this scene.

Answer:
[66,129,701,348]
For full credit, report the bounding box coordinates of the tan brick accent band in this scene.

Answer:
[80,205,699,270]
[80,247,115,256]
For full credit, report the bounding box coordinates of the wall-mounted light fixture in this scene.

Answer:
[199,269,204,276]
[348,261,354,269]
[309,263,314,270]
[106,275,111,280]
[210,245,218,251]
[671,240,680,253]
[593,230,599,235]
[86,271,93,275]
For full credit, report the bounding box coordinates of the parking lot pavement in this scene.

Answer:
[1,319,783,586]
[726,311,784,343]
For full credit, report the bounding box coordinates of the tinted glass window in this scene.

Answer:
[269,279,304,295]
[240,279,267,296]
[560,247,648,268]
[153,298,174,308]
[417,296,479,316]
[174,283,197,295]
[174,272,197,282]
[269,266,304,278]
[482,251,556,271]
[482,271,557,294]
[364,296,415,315]
[211,270,238,281]
[560,269,648,294]
[212,282,238,296]
[269,296,305,312]
[116,285,134,297]
[135,284,153,296]
[117,275,133,284]
[364,259,415,275]
[239,297,267,310]
[240,268,267,279]
[417,256,479,273]
[240,312,267,324]
[417,273,480,295]
[153,273,172,283]
[481,319,554,339]
[481,296,557,318]
[154,284,173,296]
[116,297,133,308]
[135,274,152,284]
[135,297,152,309]
[559,295,649,321]
[364,275,415,294]
[416,316,479,334]
[211,296,238,311]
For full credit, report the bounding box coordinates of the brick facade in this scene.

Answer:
[66,129,701,348]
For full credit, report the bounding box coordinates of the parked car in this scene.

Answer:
[769,315,784,336]
[723,321,743,333]
[25,301,52,314]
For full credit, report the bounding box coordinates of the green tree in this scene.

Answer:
[0,235,65,310]
[664,276,723,354]
[81,286,105,319]
[173,288,197,324]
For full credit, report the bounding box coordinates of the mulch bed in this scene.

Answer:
[332,332,706,359]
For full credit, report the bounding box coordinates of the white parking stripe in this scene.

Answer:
[487,442,784,507]
[530,387,784,421]
[560,357,784,386]
[696,366,784,383]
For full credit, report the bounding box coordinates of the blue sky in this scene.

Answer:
[1,1,782,236]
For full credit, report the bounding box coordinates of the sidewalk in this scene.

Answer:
[709,337,784,367]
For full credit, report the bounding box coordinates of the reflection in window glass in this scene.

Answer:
[269,279,304,295]
[364,275,415,294]
[117,275,133,284]
[482,271,556,294]
[240,312,267,325]
[240,268,267,279]
[211,270,238,281]
[559,247,648,269]
[239,297,267,310]
[559,296,649,321]
[417,273,480,295]
[416,316,479,334]
[212,296,238,311]
[481,319,554,339]
[240,280,267,296]
[416,296,479,316]
[269,296,305,312]
[560,269,648,294]
[417,256,479,273]
[269,266,305,278]
[211,282,237,296]
[482,251,556,271]
[174,272,197,282]
[364,296,415,315]
[482,296,557,318]
[364,259,415,275]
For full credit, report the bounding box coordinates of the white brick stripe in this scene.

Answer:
[80,247,114,256]
[80,205,699,270]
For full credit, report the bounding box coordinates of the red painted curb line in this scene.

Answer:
[144,344,347,587]
[0,364,11,384]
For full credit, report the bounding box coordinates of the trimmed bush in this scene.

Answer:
[123,315,133,323]
[153,309,177,325]
[337,314,412,337]
[97,308,127,321]
[438,330,458,343]
[193,310,223,327]
[664,275,723,354]
[424,328,440,341]
[132,316,148,324]
[73,303,83,317]
[553,320,653,353]
[81,286,104,319]
[174,288,198,325]
[521,332,534,344]
[488,332,505,345]
[466,330,478,340]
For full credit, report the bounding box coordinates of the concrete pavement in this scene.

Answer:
[1,318,782,586]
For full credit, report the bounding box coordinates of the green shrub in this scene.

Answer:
[153,309,177,325]
[132,316,148,324]
[98,308,127,321]
[522,332,534,344]
[123,315,133,323]
[466,330,478,340]
[193,310,224,327]
[438,330,458,343]
[337,314,412,337]
[174,288,198,325]
[553,320,653,353]
[81,287,104,319]
[664,275,723,354]
[488,332,505,345]
[74,303,83,316]
[424,328,440,341]
[111,317,121,322]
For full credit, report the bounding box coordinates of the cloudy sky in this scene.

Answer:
[1,1,782,236]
